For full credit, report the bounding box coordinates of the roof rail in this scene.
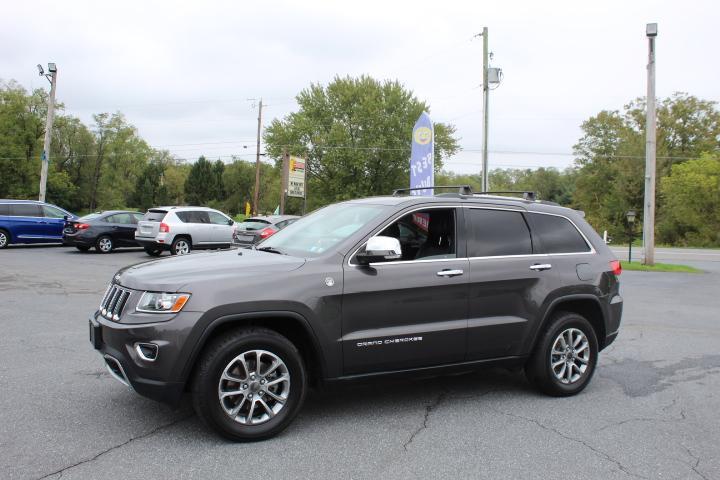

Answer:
[475,190,536,201]
[392,185,474,196]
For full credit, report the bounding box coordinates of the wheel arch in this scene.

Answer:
[182,311,326,389]
[529,295,608,353]
[0,227,12,245]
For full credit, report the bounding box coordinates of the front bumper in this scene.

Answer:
[89,310,201,405]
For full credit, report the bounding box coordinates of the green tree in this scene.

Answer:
[264,75,459,209]
[185,156,219,205]
[658,153,720,246]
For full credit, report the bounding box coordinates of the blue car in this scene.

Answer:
[0,200,76,249]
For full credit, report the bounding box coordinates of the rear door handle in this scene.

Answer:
[530,263,552,271]
[437,269,464,277]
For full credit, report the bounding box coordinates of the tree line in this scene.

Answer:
[1,77,718,246]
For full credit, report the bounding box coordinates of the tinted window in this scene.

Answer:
[177,210,210,224]
[208,211,230,225]
[79,213,103,222]
[143,210,167,222]
[11,204,41,217]
[467,209,532,257]
[529,213,591,254]
[42,205,67,218]
[0,204,9,216]
[239,219,270,231]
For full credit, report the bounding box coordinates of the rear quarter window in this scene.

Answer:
[529,213,591,254]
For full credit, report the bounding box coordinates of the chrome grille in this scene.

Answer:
[99,284,131,321]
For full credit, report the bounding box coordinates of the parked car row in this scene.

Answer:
[0,199,299,254]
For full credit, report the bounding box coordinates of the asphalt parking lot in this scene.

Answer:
[1,245,719,479]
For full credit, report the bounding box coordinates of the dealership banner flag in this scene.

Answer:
[409,112,434,195]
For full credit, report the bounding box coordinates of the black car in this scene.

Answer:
[232,215,300,247]
[64,211,144,253]
[89,187,623,441]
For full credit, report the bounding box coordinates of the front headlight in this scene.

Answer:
[136,292,191,313]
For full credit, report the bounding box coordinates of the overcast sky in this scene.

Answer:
[2,0,718,174]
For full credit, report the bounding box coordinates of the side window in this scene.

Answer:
[467,209,532,257]
[0,204,9,216]
[375,208,456,261]
[109,213,133,224]
[42,205,67,218]
[529,213,591,254]
[11,204,41,217]
[175,212,190,223]
[208,211,230,225]
[192,211,211,224]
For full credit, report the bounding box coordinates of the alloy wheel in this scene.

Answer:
[550,328,590,384]
[174,240,190,255]
[218,350,290,425]
[0,232,7,248]
[98,237,112,252]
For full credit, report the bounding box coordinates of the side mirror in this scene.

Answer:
[356,236,402,265]
[228,219,234,226]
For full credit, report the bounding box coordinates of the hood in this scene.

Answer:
[116,249,306,292]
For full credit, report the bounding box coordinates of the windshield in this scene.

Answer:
[259,203,387,258]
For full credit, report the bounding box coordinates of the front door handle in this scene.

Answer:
[437,269,464,277]
[530,263,552,271]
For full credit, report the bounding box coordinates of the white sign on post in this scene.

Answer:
[287,156,306,198]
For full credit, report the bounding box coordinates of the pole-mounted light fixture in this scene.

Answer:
[626,210,637,224]
[37,64,44,75]
[47,63,57,72]
[646,23,658,37]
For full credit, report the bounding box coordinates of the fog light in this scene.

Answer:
[135,343,159,361]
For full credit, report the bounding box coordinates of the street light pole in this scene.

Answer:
[642,23,658,266]
[38,63,58,202]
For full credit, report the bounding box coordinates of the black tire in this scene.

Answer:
[0,228,10,249]
[525,311,598,397]
[144,247,163,257]
[75,245,91,252]
[95,235,113,254]
[191,327,307,441]
[170,236,192,255]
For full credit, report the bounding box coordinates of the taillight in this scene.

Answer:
[76,223,90,230]
[610,260,622,276]
[159,222,170,233]
[259,227,277,239]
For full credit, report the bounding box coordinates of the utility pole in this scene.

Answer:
[643,23,658,266]
[252,98,263,215]
[481,27,490,192]
[280,149,289,215]
[38,63,58,202]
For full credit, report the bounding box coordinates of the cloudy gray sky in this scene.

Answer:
[2,0,718,174]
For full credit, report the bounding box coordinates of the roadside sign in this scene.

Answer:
[288,156,306,198]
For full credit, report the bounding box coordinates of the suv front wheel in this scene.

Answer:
[526,312,598,397]
[192,327,307,441]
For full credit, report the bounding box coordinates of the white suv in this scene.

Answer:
[135,206,235,256]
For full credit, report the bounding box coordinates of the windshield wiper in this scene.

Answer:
[256,246,285,255]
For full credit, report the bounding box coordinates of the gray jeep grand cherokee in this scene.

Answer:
[89,188,623,441]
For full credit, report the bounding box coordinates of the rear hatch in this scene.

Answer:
[233,219,271,244]
[136,209,167,238]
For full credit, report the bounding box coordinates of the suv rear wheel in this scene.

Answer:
[171,237,191,255]
[526,311,598,396]
[192,328,307,441]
